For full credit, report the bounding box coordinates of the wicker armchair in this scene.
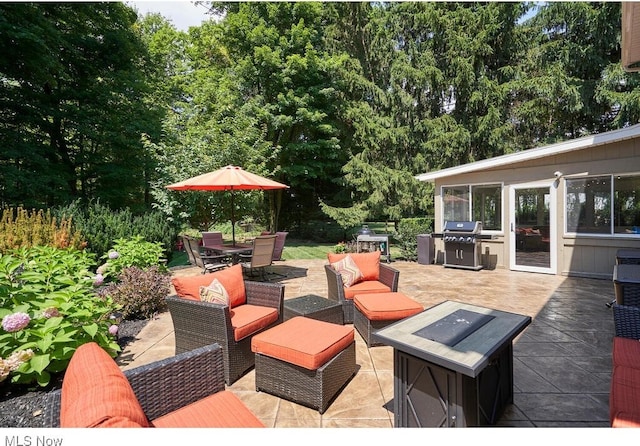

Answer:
[613,303,640,339]
[325,260,400,324]
[43,343,264,427]
[166,280,284,385]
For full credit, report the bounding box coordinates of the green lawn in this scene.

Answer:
[167,238,335,267]
[168,228,402,268]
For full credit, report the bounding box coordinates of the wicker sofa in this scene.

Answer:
[610,303,640,427]
[44,342,264,427]
[325,251,400,324]
[167,264,284,385]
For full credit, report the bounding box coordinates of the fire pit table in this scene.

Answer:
[373,300,531,427]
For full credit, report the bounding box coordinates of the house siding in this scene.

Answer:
[429,136,640,279]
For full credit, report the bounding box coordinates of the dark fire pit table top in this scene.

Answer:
[373,300,531,377]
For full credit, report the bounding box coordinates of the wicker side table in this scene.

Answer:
[284,294,344,325]
[614,264,640,307]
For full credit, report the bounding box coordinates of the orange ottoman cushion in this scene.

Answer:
[172,264,246,307]
[328,251,381,281]
[354,292,423,321]
[60,342,150,428]
[613,336,640,370]
[251,316,354,370]
[151,390,264,428]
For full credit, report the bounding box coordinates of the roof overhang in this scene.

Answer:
[622,2,640,72]
[415,124,640,182]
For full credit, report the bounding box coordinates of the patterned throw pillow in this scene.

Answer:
[331,254,364,287]
[199,278,229,305]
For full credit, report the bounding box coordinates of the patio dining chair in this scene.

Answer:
[272,231,288,261]
[239,235,276,281]
[180,235,197,266]
[201,231,224,248]
[185,236,229,274]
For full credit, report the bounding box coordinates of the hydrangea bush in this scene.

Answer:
[0,246,120,387]
[98,235,167,281]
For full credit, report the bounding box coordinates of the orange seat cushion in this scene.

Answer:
[172,264,246,307]
[610,365,640,426]
[328,251,380,281]
[60,342,150,428]
[343,280,391,300]
[354,292,423,321]
[613,336,640,370]
[231,304,279,341]
[251,316,354,370]
[151,390,264,428]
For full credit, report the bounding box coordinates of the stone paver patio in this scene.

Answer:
[118,259,615,428]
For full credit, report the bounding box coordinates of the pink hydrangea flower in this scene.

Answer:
[108,325,118,336]
[93,273,104,287]
[108,251,120,260]
[2,312,30,333]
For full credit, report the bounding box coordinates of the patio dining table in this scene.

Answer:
[205,243,252,264]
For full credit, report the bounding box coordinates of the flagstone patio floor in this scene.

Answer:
[117,259,616,428]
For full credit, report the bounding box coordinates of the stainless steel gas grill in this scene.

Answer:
[442,221,484,270]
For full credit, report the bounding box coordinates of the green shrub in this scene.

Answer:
[98,236,167,281]
[54,200,178,259]
[394,217,433,261]
[290,220,352,243]
[98,266,170,320]
[0,246,120,387]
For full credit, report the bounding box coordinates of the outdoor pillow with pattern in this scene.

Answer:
[199,278,229,305]
[331,254,363,287]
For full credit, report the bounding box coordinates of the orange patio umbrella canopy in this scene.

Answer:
[166,165,289,191]
[166,165,289,245]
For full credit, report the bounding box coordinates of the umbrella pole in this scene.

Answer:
[230,190,236,246]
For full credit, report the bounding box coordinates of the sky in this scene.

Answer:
[126,1,541,32]
[126,1,213,31]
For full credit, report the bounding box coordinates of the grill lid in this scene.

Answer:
[443,221,482,233]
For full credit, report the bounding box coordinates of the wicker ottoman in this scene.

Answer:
[251,316,356,414]
[354,292,423,347]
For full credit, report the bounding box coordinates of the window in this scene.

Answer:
[472,185,502,230]
[614,175,640,234]
[442,186,469,222]
[442,184,502,231]
[566,174,640,235]
[566,176,611,234]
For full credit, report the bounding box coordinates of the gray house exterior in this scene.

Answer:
[416,124,640,279]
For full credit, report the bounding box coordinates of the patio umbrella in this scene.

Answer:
[166,165,289,246]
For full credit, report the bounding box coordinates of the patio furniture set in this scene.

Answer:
[47,249,537,428]
[180,231,288,280]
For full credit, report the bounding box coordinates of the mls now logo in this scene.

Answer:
[5,437,63,446]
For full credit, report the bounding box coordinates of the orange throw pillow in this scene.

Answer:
[60,342,149,428]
